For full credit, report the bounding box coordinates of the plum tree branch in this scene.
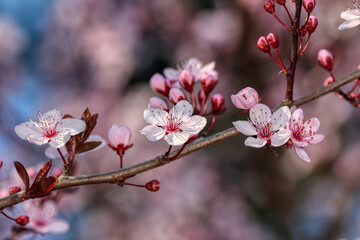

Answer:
[1,69,359,210]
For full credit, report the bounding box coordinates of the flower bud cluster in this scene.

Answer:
[148,57,225,117]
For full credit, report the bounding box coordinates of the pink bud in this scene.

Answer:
[150,73,169,96]
[323,76,335,86]
[9,186,21,195]
[298,25,307,37]
[317,49,334,72]
[200,70,218,93]
[264,0,275,14]
[0,159,2,168]
[266,33,279,49]
[15,215,29,226]
[303,0,316,13]
[211,94,226,115]
[145,179,160,192]
[257,36,270,53]
[148,97,169,111]
[107,125,133,156]
[179,70,195,92]
[169,88,186,104]
[231,87,259,110]
[306,16,318,34]
[274,0,286,5]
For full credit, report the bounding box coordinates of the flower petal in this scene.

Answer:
[340,10,360,20]
[164,131,190,146]
[180,115,207,135]
[140,125,165,142]
[291,108,304,124]
[271,106,291,131]
[231,94,246,109]
[292,138,309,148]
[169,100,193,119]
[27,134,49,146]
[198,61,215,79]
[271,128,291,147]
[59,118,86,136]
[338,19,360,30]
[49,131,71,148]
[302,134,324,144]
[42,109,62,122]
[249,103,272,126]
[144,108,169,126]
[232,120,257,136]
[107,125,131,147]
[295,147,311,162]
[14,122,43,140]
[163,68,180,80]
[37,219,70,234]
[244,137,267,148]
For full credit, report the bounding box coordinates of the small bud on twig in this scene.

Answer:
[303,0,316,13]
[15,215,29,226]
[169,88,186,104]
[266,33,279,49]
[257,36,271,53]
[306,15,318,34]
[318,49,334,72]
[264,0,275,14]
[211,94,226,115]
[145,179,160,192]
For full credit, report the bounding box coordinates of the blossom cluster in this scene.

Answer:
[231,87,324,162]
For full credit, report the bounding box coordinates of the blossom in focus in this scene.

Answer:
[15,109,86,148]
[287,108,324,162]
[44,134,106,159]
[24,200,70,235]
[338,2,360,30]
[107,125,133,156]
[163,57,215,82]
[140,100,207,146]
[231,87,259,111]
[233,103,291,148]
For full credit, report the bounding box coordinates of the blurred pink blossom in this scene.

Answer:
[338,2,360,30]
[24,200,70,235]
[148,97,169,111]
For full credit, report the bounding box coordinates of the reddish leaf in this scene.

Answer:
[25,160,58,198]
[76,141,102,154]
[13,161,29,192]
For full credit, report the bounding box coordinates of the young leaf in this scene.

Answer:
[13,161,29,192]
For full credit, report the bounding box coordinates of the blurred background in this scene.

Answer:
[0,0,360,239]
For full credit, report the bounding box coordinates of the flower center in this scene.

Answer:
[165,114,180,134]
[257,123,272,139]
[290,119,314,141]
[29,111,59,139]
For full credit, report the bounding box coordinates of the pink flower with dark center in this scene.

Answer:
[140,100,207,146]
[24,200,70,235]
[233,103,291,148]
[339,2,360,30]
[15,109,86,148]
[287,108,324,162]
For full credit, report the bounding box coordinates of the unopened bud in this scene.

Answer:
[317,49,334,72]
[150,73,169,96]
[303,0,316,13]
[211,94,226,115]
[200,70,218,93]
[323,77,335,86]
[306,16,318,34]
[148,97,169,111]
[257,36,270,53]
[274,0,286,5]
[15,215,29,226]
[169,88,185,104]
[264,0,275,14]
[266,33,279,49]
[179,70,195,92]
[231,87,259,110]
[9,186,21,195]
[145,179,160,192]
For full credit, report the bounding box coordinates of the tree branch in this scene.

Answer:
[1,69,359,210]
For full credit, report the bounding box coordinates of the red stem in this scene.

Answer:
[190,90,198,114]
[201,94,210,116]
[268,52,284,69]
[57,148,67,166]
[120,155,123,169]
[299,34,312,55]
[275,48,286,69]
[124,182,145,188]
[169,143,188,160]
[283,5,293,24]
[205,114,217,135]
[165,145,172,157]
[1,211,16,221]
[272,13,290,31]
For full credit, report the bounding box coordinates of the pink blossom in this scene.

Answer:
[231,87,259,111]
[140,100,207,146]
[169,88,186,104]
[338,2,360,30]
[150,73,169,96]
[148,97,169,111]
[287,108,324,162]
[15,109,86,148]
[233,103,291,148]
[200,70,218,93]
[24,200,70,235]
[107,125,133,156]
[163,57,215,82]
